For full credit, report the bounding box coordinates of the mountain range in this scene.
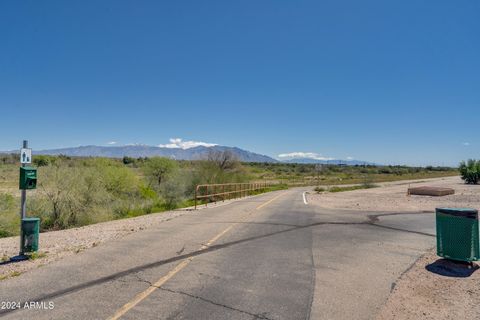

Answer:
[31,145,278,163]
[2,144,373,165]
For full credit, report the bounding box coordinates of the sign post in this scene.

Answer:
[20,141,30,221]
[19,141,28,258]
[11,140,35,261]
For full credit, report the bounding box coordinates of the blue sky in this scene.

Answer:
[0,1,478,166]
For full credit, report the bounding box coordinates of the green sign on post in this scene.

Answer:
[19,166,37,190]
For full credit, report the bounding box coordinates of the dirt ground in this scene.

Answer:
[376,250,480,319]
[308,176,480,212]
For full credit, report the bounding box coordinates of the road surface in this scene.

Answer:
[0,189,436,320]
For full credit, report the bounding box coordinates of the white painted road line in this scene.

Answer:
[302,192,308,205]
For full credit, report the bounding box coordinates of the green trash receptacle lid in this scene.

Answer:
[22,217,40,230]
[436,208,478,219]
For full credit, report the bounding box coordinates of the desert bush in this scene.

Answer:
[159,174,187,209]
[32,163,144,228]
[459,159,480,184]
[361,175,376,188]
[0,154,18,165]
[34,166,96,228]
[101,165,140,197]
[193,155,250,186]
[143,157,179,190]
[33,155,55,167]
[0,193,19,237]
[122,156,136,165]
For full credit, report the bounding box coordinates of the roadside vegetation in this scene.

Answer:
[313,176,378,193]
[0,153,457,237]
[315,184,378,193]
[245,162,456,186]
[459,159,480,184]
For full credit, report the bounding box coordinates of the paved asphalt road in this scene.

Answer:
[0,189,436,320]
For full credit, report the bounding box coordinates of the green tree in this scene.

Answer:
[459,159,480,184]
[33,155,52,167]
[122,156,135,165]
[143,157,179,189]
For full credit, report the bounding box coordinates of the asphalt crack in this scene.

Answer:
[121,274,274,319]
[126,272,274,320]
[176,245,186,255]
[158,286,274,320]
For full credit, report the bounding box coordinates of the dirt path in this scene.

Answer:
[376,250,480,319]
[308,176,480,212]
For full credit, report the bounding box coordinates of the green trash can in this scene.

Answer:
[21,217,40,253]
[436,208,479,262]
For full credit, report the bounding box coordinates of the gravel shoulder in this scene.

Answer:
[376,250,480,319]
[308,176,480,212]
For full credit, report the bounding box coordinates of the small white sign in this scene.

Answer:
[20,148,32,164]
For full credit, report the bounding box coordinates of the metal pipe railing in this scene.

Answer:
[194,182,276,209]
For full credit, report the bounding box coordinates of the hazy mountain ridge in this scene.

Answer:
[2,145,375,164]
[28,145,278,163]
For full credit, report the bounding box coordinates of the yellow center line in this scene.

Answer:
[255,192,286,210]
[107,191,288,320]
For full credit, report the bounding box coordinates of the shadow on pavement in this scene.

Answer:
[425,259,479,278]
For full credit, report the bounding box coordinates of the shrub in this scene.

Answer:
[361,175,376,188]
[160,175,186,209]
[34,166,88,229]
[459,159,480,184]
[143,157,179,189]
[33,165,117,229]
[33,155,53,167]
[0,193,19,237]
[122,156,136,165]
[101,165,140,197]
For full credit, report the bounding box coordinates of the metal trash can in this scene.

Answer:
[21,217,40,253]
[436,208,479,262]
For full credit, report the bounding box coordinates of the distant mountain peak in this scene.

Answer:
[32,144,278,163]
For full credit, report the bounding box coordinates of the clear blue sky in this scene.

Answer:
[1,1,478,166]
